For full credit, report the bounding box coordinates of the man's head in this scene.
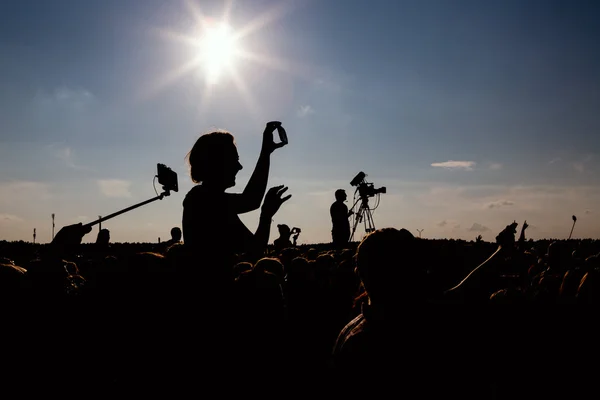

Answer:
[335,189,347,202]
[170,226,182,241]
[96,228,110,245]
[355,227,428,305]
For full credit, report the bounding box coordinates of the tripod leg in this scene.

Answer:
[364,208,375,233]
[350,205,364,242]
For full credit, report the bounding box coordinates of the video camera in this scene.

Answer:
[350,171,386,199]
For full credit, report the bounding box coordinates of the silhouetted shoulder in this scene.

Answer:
[331,313,367,356]
[183,184,206,205]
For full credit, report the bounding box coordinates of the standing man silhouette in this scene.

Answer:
[330,189,353,249]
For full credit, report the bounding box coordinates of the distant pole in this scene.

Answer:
[33,228,36,244]
[568,215,577,240]
[417,229,424,238]
[51,213,55,240]
[99,215,102,232]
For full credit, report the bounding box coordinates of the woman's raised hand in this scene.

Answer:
[261,121,287,154]
[261,185,292,218]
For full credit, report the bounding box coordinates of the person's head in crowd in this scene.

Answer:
[277,246,300,268]
[170,227,182,243]
[585,254,600,270]
[355,227,428,306]
[315,253,336,276]
[558,269,581,300]
[254,257,286,285]
[24,257,84,297]
[287,256,314,282]
[0,256,15,266]
[164,241,186,268]
[96,229,110,247]
[489,287,527,303]
[576,269,600,304]
[233,261,253,279]
[306,248,318,261]
[0,262,28,298]
[545,241,569,273]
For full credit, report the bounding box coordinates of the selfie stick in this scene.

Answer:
[82,188,172,229]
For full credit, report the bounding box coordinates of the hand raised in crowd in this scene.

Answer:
[261,121,288,154]
[52,223,92,247]
[261,185,292,218]
[496,221,518,247]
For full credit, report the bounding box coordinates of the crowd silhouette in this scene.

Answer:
[2,121,600,397]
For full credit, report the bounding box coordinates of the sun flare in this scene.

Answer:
[146,1,301,111]
[197,22,239,84]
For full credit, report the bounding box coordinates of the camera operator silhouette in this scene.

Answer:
[182,121,291,283]
[330,189,353,249]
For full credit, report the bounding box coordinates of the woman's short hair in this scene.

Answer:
[186,130,235,183]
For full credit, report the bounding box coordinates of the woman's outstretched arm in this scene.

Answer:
[232,122,287,214]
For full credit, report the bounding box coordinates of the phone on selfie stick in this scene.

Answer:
[83,163,178,229]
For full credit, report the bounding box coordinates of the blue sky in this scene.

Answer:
[1,0,599,244]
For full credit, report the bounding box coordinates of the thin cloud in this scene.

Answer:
[585,210,592,215]
[98,179,132,198]
[468,223,490,232]
[489,163,502,170]
[56,147,77,168]
[548,157,562,165]
[51,146,90,170]
[486,200,515,209]
[0,213,23,222]
[297,105,315,117]
[573,155,592,173]
[0,181,51,206]
[437,220,448,227]
[431,160,476,170]
[34,86,95,110]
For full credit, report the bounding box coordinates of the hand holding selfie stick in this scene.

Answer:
[83,163,178,229]
[568,215,577,240]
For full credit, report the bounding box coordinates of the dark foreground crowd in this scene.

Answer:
[2,221,600,398]
[2,122,599,398]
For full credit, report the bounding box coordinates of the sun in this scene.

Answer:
[145,1,302,112]
[197,22,240,84]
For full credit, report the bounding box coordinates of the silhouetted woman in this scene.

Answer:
[182,122,291,281]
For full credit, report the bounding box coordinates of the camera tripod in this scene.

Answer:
[350,196,376,242]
